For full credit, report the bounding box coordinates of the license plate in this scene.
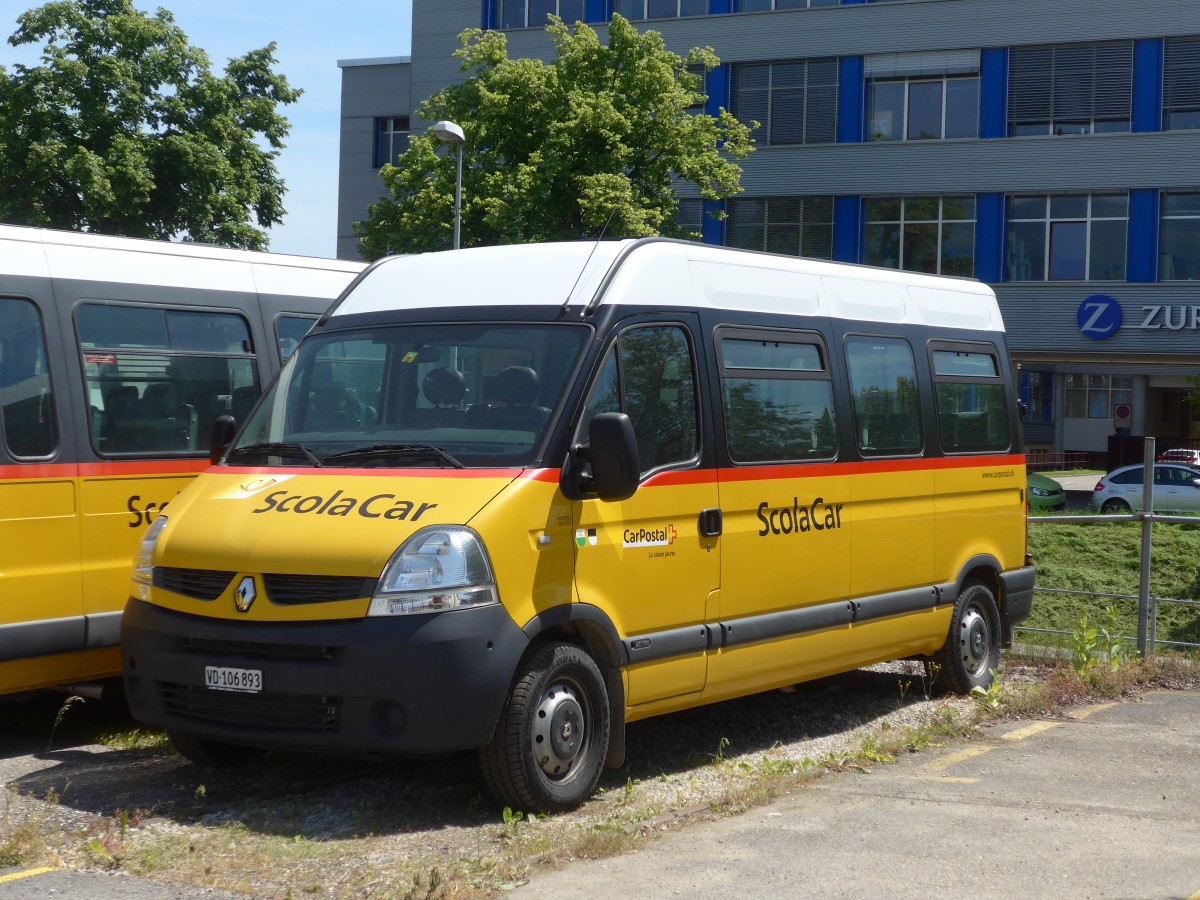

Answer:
[204,665,262,693]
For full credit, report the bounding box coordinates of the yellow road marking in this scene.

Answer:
[1067,702,1118,721]
[910,776,979,784]
[0,867,54,884]
[922,746,991,773]
[1001,721,1060,742]
[1188,890,1200,900]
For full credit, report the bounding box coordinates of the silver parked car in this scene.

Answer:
[1091,463,1200,514]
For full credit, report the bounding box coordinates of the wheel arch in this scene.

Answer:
[521,604,627,769]
[953,553,1016,646]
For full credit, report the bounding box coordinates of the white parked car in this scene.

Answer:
[1091,463,1200,514]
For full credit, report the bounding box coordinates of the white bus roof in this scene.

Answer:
[332,239,1004,332]
[0,225,364,300]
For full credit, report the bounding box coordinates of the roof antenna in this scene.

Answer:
[561,206,618,316]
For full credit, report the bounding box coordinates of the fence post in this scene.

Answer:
[1137,436,1155,657]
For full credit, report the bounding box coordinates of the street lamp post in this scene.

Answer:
[432,120,465,250]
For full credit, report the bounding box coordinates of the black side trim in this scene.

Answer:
[0,616,85,661]
[853,585,941,624]
[721,601,854,649]
[85,611,123,649]
[624,624,710,664]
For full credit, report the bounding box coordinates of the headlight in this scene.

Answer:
[369,526,498,616]
[1029,485,1051,497]
[131,516,169,599]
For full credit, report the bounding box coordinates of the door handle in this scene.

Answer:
[699,508,722,537]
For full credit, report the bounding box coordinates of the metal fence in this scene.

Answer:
[1023,437,1200,656]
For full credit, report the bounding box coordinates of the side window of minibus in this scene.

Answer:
[579,325,699,476]
[718,331,836,463]
[845,335,922,456]
[930,344,1012,453]
[76,303,259,455]
[0,297,58,458]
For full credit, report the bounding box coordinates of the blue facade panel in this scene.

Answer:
[706,64,730,117]
[585,0,608,22]
[1132,39,1164,134]
[482,0,497,29]
[708,0,733,13]
[1127,189,1158,283]
[979,48,1008,140]
[702,200,726,246]
[974,193,1005,285]
[832,196,861,263]
[837,57,865,144]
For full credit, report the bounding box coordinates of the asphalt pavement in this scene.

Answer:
[3,691,1199,899]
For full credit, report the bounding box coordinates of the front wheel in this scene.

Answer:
[934,580,1001,695]
[479,641,610,814]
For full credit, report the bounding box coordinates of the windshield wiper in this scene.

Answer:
[321,444,465,469]
[226,442,325,468]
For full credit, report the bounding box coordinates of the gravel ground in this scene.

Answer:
[1,661,982,897]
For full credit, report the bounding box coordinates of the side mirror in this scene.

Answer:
[562,412,640,502]
[210,415,237,465]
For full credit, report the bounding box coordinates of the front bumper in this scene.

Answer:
[121,598,529,755]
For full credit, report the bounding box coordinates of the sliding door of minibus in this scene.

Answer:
[572,318,719,709]
[0,295,85,693]
[705,324,854,697]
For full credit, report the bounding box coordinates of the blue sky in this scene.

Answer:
[1,0,415,259]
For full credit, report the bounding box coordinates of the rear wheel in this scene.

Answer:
[934,580,1001,695]
[480,641,609,814]
[1101,498,1131,514]
[169,729,264,767]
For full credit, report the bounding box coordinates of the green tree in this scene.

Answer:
[355,14,754,258]
[0,0,301,250]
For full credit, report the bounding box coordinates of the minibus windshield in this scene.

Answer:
[230,322,589,468]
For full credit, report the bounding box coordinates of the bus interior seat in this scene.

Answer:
[306,380,361,430]
[231,385,258,423]
[476,365,549,430]
[412,367,467,427]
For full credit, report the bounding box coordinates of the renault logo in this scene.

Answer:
[234,576,257,613]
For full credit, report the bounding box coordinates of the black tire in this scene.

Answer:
[479,641,610,814]
[934,580,1001,695]
[169,729,264,767]
[1101,498,1131,514]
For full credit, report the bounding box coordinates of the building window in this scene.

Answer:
[1007,41,1133,136]
[1019,371,1054,424]
[731,59,838,146]
[373,116,410,169]
[500,0,584,28]
[1064,374,1131,419]
[734,0,839,10]
[675,199,704,238]
[1160,191,1200,281]
[726,196,834,259]
[867,74,978,141]
[1005,193,1127,282]
[613,0,706,19]
[863,196,975,276]
[1165,37,1200,131]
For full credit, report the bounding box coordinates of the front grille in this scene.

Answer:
[159,682,342,733]
[262,574,377,604]
[178,636,336,664]
[155,567,235,601]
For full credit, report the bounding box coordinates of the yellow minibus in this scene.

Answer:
[0,226,362,696]
[121,239,1034,812]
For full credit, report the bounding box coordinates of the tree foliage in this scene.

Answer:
[0,0,301,249]
[354,15,754,259]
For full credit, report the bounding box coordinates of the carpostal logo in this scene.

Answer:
[251,488,438,521]
[623,524,678,548]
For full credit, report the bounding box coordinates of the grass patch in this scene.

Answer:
[1027,518,1200,646]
